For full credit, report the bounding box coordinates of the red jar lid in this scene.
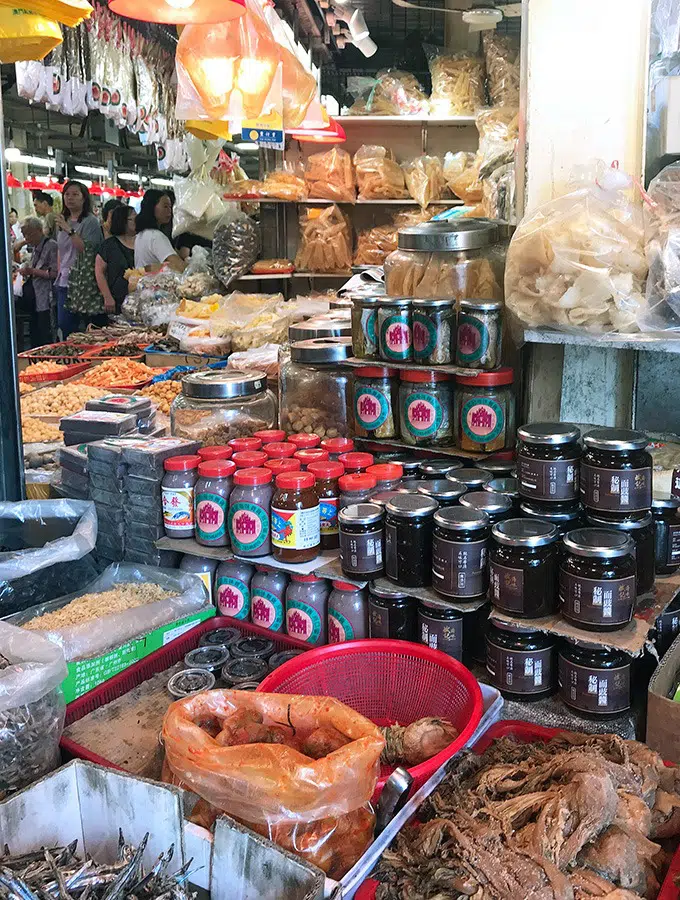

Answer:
[275,472,316,490]
[367,463,403,480]
[233,450,267,468]
[400,370,451,383]
[455,366,514,387]
[265,458,301,474]
[295,449,329,464]
[321,437,355,453]
[197,445,233,461]
[164,454,201,472]
[287,434,321,449]
[339,473,377,491]
[265,442,296,459]
[233,467,273,486]
[254,429,286,444]
[198,459,236,478]
[291,573,322,583]
[333,580,359,591]
[355,366,398,378]
[338,451,374,470]
[308,461,345,479]
[229,437,263,452]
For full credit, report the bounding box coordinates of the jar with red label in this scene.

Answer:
[352,367,398,439]
[321,437,355,460]
[162,455,201,539]
[271,471,321,563]
[412,298,456,366]
[378,297,412,362]
[195,459,236,547]
[338,452,374,474]
[264,442,296,460]
[580,428,652,514]
[285,574,329,645]
[489,518,559,618]
[295,448,329,470]
[197,445,233,462]
[229,437,263,452]
[558,640,631,718]
[454,368,515,453]
[308,461,344,550]
[254,429,286,444]
[399,370,453,447]
[232,450,267,469]
[517,423,581,503]
[265,458,301,476]
[486,621,557,701]
[287,434,321,451]
[251,567,289,632]
[228,467,273,557]
[366,463,403,492]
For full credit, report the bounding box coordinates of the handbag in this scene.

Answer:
[65,243,104,316]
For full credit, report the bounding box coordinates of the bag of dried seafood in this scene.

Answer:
[295,205,353,273]
[304,147,356,202]
[426,47,486,116]
[640,161,680,332]
[483,31,520,108]
[404,155,446,208]
[354,144,408,200]
[351,68,428,116]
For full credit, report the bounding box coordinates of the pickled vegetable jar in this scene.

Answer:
[454,367,515,453]
[279,338,352,440]
[352,367,398,439]
[399,370,453,447]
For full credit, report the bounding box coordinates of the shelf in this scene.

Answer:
[292,272,351,279]
[353,436,487,460]
[523,328,680,354]
[224,196,463,207]
[234,273,293,281]
[336,115,477,126]
[345,356,479,377]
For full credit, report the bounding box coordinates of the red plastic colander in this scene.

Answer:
[258,639,483,795]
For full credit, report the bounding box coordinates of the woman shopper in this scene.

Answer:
[55,181,103,337]
[134,190,185,272]
[95,205,135,314]
[101,198,123,239]
[19,217,57,348]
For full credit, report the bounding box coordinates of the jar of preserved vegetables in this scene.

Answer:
[486,621,557,702]
[352,367,398,439]
[490,518,559,618]
[456,299,503,370]
[271,472,320,563]
[558,640,631,718]
[585,510,655,595]
[454,368,515,453]
[652,496,680,575]
[412,298,456,366]
[385,494,438,587]
[399,371,454,447]
[350,295,380,360]
[378,298,412,362]
[517,423,581,503]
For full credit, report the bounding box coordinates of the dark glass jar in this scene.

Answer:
[416,478,467,507]
[486,621,557,701]
[652,496,680,575]
[418,598,463,660]
[655,593,680,658]
[560,528,636,631]
[519,499,583,537]
[460,491,513,525]
[338,502,385,580]
[418,459,463,480]
[517,423,581,503]
[432,506,490,601]
[463,602,490,665]
[489,518,559,618]
[585,510,655,595]
[477,456,516,478]
[368,583,418,640]
[385,494,438,587]
[580,428,652,513]
[484,477,520,512]
[558,640,631,717]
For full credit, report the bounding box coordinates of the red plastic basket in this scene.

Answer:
[258,639,483,794]
[19,362,92,383]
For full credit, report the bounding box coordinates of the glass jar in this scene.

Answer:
[419,598,463,659]
[454,368,515,453]
[560,528,636,631]
[519,499,583,537]
[386,456,422,478]
[271,471,320,563]
[171,370,276,445]
[417,478,466,507]
[265,458,301,476]
[197,445,233,462]
[384,219,504,301]
[412,298,456,366]
[477,455,516,478]
[558,640,631,718]
[308,461,344,550]
[399,371,453,447]
[230,437,263,452]
[418,460,463,480]
[484,477,520,511]
[486,621,557,702]
[580,428,652,513]
[652,496,680,575]
[460,491,513,525]
[285,574,329,645]
[352,367,398,439]
[254,429,286,445]
[456,299,503,370]
[321,437,355,460]
[517,423,581,504]
[232,450,267,470]
[378,297,412,362]
[264,442,297,460]
[215,559,255,619]
[463,602,490,665]
[279,338,352,440]
[338,452,374,474]
[339,473,378,510]
[162,454,201,539]
[287,434,321,451]
[250,567,289,632]
[328,581,368,641]
[432,506,490,601]
[585,510,655,595]
[351,295,380,360]
[289,319,351,342]
[195,459,236,548]
[385,494,438,587]
[228,467,274,557]
[179,555,218,603]
[366,463,403,492]
[450,467,492,490]
[368,583,418,640]
[490,518,559,617]
[338,502,384,579]
[295,448,329,470]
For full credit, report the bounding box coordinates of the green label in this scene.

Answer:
[380,313,411,360]
[403,391,444,438]
[286,598,322,643]
[195,491,227,542]
[328,607,354,642]
[355,385,389,430]
[216,576,250,619]
[229,501,269,552]
[461,397,505,444]
[457,313,489,363]
[251,589,284,631]
[412,312,437,359]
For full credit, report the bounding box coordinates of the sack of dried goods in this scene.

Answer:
[483,31,520,108]
[427,48,486,116]
[350,68,428,116]
[304,147,356,203]
[354,145,408,200]
[404,155,446,208]
[212,209,260,289]
[295,205,353,273]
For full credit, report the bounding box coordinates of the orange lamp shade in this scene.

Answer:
[109,0,245,25]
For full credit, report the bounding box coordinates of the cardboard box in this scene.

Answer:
[647,631,680,763]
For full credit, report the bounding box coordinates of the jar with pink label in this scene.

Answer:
[162,455,202,538]
[285,574,329,645]
[250,567,288,632]
[228,467,274,557]
[399,370,453,447]
[378,298,412,362]
[195,459,236,547]
[215,559,255,620]
[454,368,515,453]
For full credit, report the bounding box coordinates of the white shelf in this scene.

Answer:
[292,271,350,278]
[336,114,476,126]
[523,328,680,354]
[224,196,464,207]
[235,273,293,281]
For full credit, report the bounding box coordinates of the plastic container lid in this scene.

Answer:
[332,580,361,591]
[164,454,202,472]
[308,461,345,479]
[276,471,316,490]
[290,337,352,363]
[265,442,297,459]
[233,467,273,486]
[354,366,399,378]
[287,434,321,449]
[367,463,403,481]
[197,459,237,478]
[398,219,499,252]
[233,450,268,468]
[182,369,267,399]
[229,437,263,452]
[321,437,355,453]
[295,449,329,464]
[265,458,301,473]
[339,473,377,491]
[291,573,323,582]
[455,367,514,387]
[197,445,233,461]
[338,452,374,470]
[253,429,286,443]
[400,370,451,383]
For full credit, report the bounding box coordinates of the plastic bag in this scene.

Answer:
[354,207,433,267]
[356,69,428,116]
[354,145,407,200]
[9,563,211,662]
[0,621,67,799]
[260,162,307,202]
[122,271,180,326]
[212,209,260,288]
[162,690,383,878]
[262,2,316,128]
[482,31,520,108]
[640,162,680,332]
[295,205,352,273]
[476,107,518,176]
[0,9,62,63]
[304,147,355,203]
[179,328,231,355]
[427,48,486,116]
[443,150,481,202]
[505,163,647,333]
[178,247,223,300]
[227,342,279,378]
[209,292,290,350]
[404,155,446,208]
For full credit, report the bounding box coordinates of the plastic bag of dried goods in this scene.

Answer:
[212,208,260,288]
[162,690,384,878]
[354,145,408,201]
[304,147,356,202]
[364,68,428,116]
[295,205,353,273]
[262,2,316,128]
[641,162,680,332]
[260,162,308,202]
[482,31,520,108]
[426,47,486,116]
[403,155,446,208]
[443,151,481,202]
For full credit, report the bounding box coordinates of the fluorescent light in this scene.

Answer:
[75,164,109,177]
[150,177,174,187]
[117,172,141,181]
[234,141,259,151]
[4,147,21,161]
[8,154,56,168]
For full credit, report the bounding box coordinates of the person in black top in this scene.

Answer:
[95,205,136,315]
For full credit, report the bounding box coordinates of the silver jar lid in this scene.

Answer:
[411,298,456,309]
[563,527,634,559]
[517,423,581,446]
[459,299,503,312]
[434,505,489,531]
[492,518,559,547]
[477,457,516,476]
[370,489,410,506]
[353,295,382,307]
[449,467,492,489]
[586,511,653,530]
[583,428,649,451]
[167,668,215,697]
[385,494,439,518]
[460,491,512,517]
[379,297,411,308]
[489,619,550,637]
[386,455,421,474]
[484,477,519,498]
[652,496,680,510]
[184,646,231,672]
[290,337,352,363]
[288,320,351,341]
[338,502,384,526]
[418,459,463,478]
[417,479,467,502]
[519,500,581,525]
[182,369,267,400]
[397,219,499,252]
[369,581,412,600]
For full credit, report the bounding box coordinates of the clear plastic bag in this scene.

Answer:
[354,144,407,200]
[162,690,384,878]
[227,342,279,378]
[359,69,428,116]
[482,31,520,108]
[641,162,680,332]
[178,247,223,300]
[209,292,290,350]
[295,205,352,273]
[353,207,433,267]
[505,163,647,333]
[443,150,481,202]
[404,155,446,208]
[304,147,356,203]
[212,209,260,289]
[262,2,316,128]
[426,48,486,116]
[260,162,307,202]
[123,271,180,326]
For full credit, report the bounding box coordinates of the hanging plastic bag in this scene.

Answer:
[0,9,62,63]
[262,2,316,128]
[358,68,428,116]
[304,147,356,202]
[640,162,680,332]
[212,208,260,288]
[426,46,486,116]
[15,60,43,99]
[404,155,446,208]
[354,144,407,200]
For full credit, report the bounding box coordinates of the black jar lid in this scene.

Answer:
[560,638,629,668]
[434,506,489,531]
[563,527,634,559]
[449,467,492,489]
[586,511,653,531]
[386,455,421,475]
[492,518,559,547]
[417,479,467,503]
[517,422,581,445]
[461,491,512,518]
[484,477,519,499]
[583,428,649,452]
[369,581,412,600]
[230,636,275,660]
[386,494,439,519]
[338,502,384,526]
[418,459,463,478]
[419,596,462,617]
[477,457,516,476]
[652,496,680,510]
[519,500,582,525]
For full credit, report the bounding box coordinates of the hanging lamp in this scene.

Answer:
[288,118,346,144]
[109,0,244,26]
[6,173,22,188]
[22,177,47,190]
[89,183,104,196]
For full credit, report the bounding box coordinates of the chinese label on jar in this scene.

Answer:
[216,576,250,620]
[195,492,227,543]
[251,589,284,631]
[559,657,630,714]
[490,562,524,613]
[381,315,411,360]
[286,599,322,643]
[355,386,390,431]
[457,313,489,363]
[580,465,652,511]
[272,505,320,550]
[559,572,635,627]
[461,397,505,445]
[228,501,269,553]
[487,643,553,694]
[518,457,579,502]
[403,391,444,439]
[339,527,383,575]
[162,487,194,533]
[320,497,339,535]
[432,537,487,598]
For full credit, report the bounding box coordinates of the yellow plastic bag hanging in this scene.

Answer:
[0,0,91,28]
[0,8,61,63]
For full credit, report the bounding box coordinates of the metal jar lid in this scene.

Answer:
[184,646,231,673]
[352,295,382,307]
[370,489,409,507]
[434,505,489,531]
[449,467,492,489]
[230,636,275,660]
[586,511,653,531]
[386,456,422,475]
[199,626,241,648]
[489,619,551,638]
[484,477,519,499]
[338,502,384,526]
[182,369,267,400]
[167,668,216,697]
[369,581,412,600]
[397,219,499,252]
[477,457,516,477]
[517,423,581,446]
[411,298,456,310]
[563,527,634,559]
[460,491,512,517]
[417,479,467,503]
[459,299,503,313]
[378,297,411,308]
[519,500,581,525]
[492,518,559,547]
[385,494,439,519]
[418,459,463,478]
[419,596,462,617]
[583,428,649,452]
[652,496,680,510]
[288,320,351,341]
[222,657,269,685]
[290,337,352,363]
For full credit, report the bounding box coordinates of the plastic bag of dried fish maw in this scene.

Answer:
[354,144,408,200]
[354,207,434,267]
[353,68,428,116]
[476,107,519,177]
[304,147,356,203]
[0,620,67,799]
[426,47,486,116]
[162,690,384,879]
[483,31,520,107]
[443,150,482,202]
[505,163,647,333]
[260,161,308,202]
[404,155,447,208]
[640,161,680,332]
[295,205,353,273]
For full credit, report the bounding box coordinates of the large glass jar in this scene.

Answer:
[453,367,515,453]
[279,338,352,440]
[399,370,454,447]
[171,370,276,445]
[384,220,504,301]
